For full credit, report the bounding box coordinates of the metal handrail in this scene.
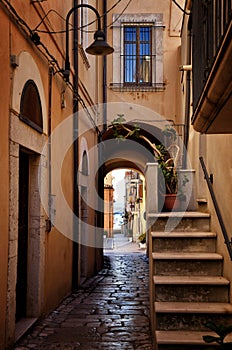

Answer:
[200,156,232,260]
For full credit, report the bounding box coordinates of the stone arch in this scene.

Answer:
[11,51,47,134]
[19,79,43,133]
[102,121,164,176]
[7,51,47,342]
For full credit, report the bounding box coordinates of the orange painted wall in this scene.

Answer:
[0,9,10,348]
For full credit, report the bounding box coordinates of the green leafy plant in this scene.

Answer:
[108,114,180,195]
[203,322,232,349]
[138,232,146,244]
[155,143,178,194]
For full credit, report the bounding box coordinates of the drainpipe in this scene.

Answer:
[183,15,192,168]
[95,0,107,271]
[47,66,53,233]
[72,0,79,290]
[103,0,107,131]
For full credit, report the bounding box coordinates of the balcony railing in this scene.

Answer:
[192,1,232,110]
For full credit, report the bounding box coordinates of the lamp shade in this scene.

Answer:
[86,30,114,56]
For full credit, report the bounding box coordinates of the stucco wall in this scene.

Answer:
[1,1,77,346]
[206,135,232,301]
[0,8,10,349]
[106,0,182,124]
[181,6,232,302]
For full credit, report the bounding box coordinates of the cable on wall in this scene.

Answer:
[172,0,190,15]
[1,0,100,133]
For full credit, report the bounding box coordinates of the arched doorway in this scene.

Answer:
[99,121,164,254]
[8,50,47,344]
[104,168,146,251]
[15,77,44,324]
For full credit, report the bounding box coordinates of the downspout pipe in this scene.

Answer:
[95,0,108,271]
[46,66,53,233]
[183,14,192,168]
[103,0,107,131]
[72,0,79,290]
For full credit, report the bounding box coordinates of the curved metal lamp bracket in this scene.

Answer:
[64,4,113,82]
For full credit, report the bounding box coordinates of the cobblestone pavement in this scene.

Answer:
[14,247,154,350]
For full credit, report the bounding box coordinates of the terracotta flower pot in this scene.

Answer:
[164,193,180,211]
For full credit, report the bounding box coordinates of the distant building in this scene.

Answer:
[104,173,114,238]
[123,170,146,242]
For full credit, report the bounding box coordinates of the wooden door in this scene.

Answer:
[16,151,29,321]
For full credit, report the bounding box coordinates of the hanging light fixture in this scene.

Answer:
[86,30,114,56]
[64,4,114,82]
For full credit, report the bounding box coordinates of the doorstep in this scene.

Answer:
[15,317,37,342]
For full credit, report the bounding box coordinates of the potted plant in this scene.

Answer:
[108,115,183,211]
[155,142,179,211]
[138,232,146,249]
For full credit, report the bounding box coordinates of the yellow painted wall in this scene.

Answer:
[44,231,73,312]
[0,0,101,345]
[206,135,232,301]
[106,0,182,123]
[180,5,232,301]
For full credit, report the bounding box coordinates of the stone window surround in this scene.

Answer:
[6,51,47,346]
[111,13,164,91]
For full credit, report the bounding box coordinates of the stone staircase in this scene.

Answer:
[148,211,232,350]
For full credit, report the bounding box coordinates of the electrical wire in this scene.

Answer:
[172,0,190,15]
[1,0,32,33]
[108,0,133,27]
[75,0,134,32]
[34,0,122,34]
[1,0,99,133]
[32,0,133,35]
[33,8,71,32]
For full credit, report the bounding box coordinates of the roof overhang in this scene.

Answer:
[191,20,232,134]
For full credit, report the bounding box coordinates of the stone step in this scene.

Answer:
[156,330,232,349]
[152,252,223,276]
[155,302,232,331]
[153,276,230,302]
[148,211,210,232]
[151,231,216,253]
[155,301,232,314]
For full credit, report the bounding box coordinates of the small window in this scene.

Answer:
[81,150,89,175]
[124,26,152,85]
[111,13,164,91]
[19,80,43,133]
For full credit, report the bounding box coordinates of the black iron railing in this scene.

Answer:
[121,54,156,85]
[200,156,232,260]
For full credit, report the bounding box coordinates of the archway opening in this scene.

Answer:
[104,168,146,253]
[100,122,163,254]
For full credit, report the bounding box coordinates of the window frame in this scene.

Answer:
[19,79,43,133]
[123,25,153,86]
[111,13,164,92]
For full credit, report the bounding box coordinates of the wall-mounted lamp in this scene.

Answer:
[63,4,114,82]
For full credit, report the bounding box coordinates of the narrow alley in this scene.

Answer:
[14,237,153,350]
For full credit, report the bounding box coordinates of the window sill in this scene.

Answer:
[109,83,165,92]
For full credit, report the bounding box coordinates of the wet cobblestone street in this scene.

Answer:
[14,250,154,350]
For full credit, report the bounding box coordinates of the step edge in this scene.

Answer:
[151,232,216,237]
[152,252,223,260]
[148,211,210,219]
[153,276,230,285]
[154,301,232,313]
[155,330,231,345]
